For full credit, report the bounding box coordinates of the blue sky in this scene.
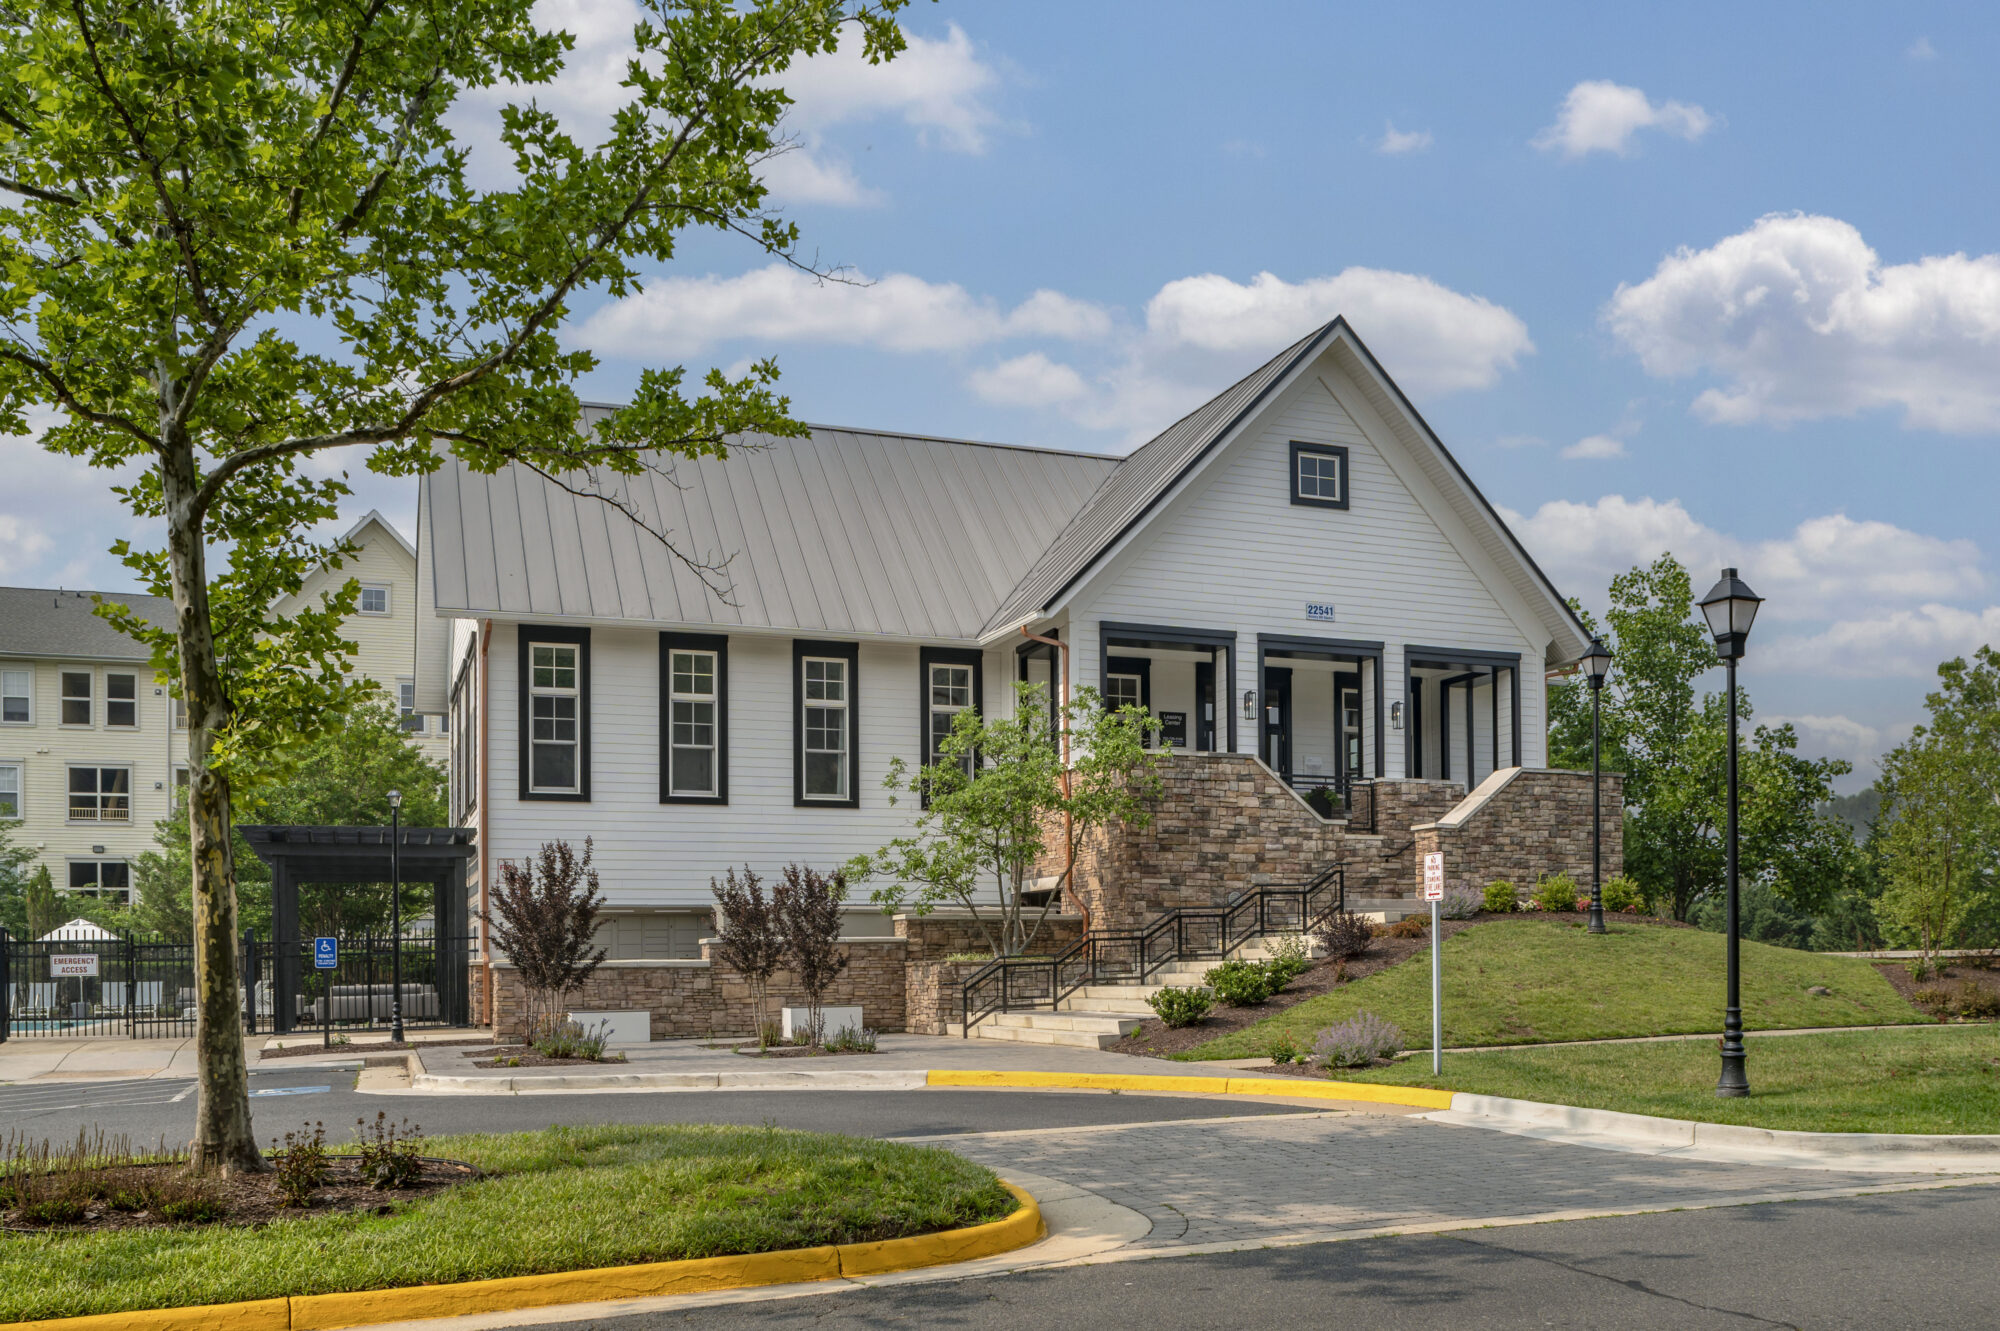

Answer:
[6,1,1997,789]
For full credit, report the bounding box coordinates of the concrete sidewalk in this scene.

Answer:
[0,1036,218,1083]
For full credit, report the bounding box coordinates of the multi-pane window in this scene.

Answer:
[69,766,131,821]
[927,663,974,774]
[171,695,187,729]
[669,650,719,797]
[68,860,131,899]
[359,584,390,615]
[1,669,29,723]
[106,672,137,727]
[60,671,91,725]
[1290,442,1349,510]
[0,761,20,819]
[1105,673,1143,712]
[397,678,421,731]
[529,643,579,793]
[802,657,849,800]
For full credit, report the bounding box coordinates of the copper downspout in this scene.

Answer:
[1019,627,1086,938]
[478,619,492,1025]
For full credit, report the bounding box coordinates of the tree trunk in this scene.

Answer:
[162,434,267,1175]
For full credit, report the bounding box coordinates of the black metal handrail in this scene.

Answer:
[1286,773,1377,834]
[960,865,1346,1035]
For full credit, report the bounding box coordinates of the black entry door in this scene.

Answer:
[1334,671,1361,783]
[1194,660,1215,751]
[1262,666,1293,778]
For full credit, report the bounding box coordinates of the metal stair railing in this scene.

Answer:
[960,865,1346,1035]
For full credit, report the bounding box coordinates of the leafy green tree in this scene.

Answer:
[0,0,907,1170]
[1548,554,1853,921]
[849,683,1165,957]
[1871,646,2000,970]
[0,829,42,936]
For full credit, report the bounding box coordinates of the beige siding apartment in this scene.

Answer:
[0,511,441,910]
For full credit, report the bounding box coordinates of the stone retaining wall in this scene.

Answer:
[1412,767,1624,902]
[893,911,1083,963]
[905,960,986,1035]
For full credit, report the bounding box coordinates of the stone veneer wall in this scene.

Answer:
[905,960,986,1035]
[1412,768,1624,901]
[489,937,908,1042]
[893,911,1083,963]
[1038,753,1475,932]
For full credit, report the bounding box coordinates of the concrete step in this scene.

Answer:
[986,1010,1141,1035]
[1056,993,1156,1015]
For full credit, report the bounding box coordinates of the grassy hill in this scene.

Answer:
[1189,917,1923,1060]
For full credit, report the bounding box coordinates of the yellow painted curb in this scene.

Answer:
[926,1068,1454,1110]
[1,1184,1040,1331]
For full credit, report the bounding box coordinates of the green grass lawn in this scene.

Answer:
[0,1124,1016,1323]
[1338,1024,2000,1134]
[1189,918,1921,1060]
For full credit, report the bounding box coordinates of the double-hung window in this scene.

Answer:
[1289,441,1350,510]
[919,648,983,778]
[69,765,130,822]
[0,760,20,819]
[60,671,91,725]
[1,669,30,724]
[1104,655,1153,748]
[661,634,727,803]
[795,642,858,806]
[397,678,420,731]
[519,629,590,800]
[106,672,137,728]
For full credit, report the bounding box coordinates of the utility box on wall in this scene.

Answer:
[781,1005,863,1041]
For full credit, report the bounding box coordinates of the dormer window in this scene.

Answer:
[1290,442,1349,510]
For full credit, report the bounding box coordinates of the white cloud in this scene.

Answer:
[1562,434,1627,460]
[1907,36,1937,60]
[967,353,1089,407]
[1762,713,1910,774]
[1500,496,1985,622]
[1532,80,1715,157]
[446,11,1002,206]
[1606,213,2000,433]
[574,264,1112,359]
[1377,122,1433,155]
[1144,269,1532,394]
[1759,605,2000,678]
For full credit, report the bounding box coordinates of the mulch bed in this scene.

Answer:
[2,1156,478,1233]
[1873,956,2000,1020]
[1109,909,1675,1060]
[728,1045,877,1058]
[262,1038,494,1060]
[469,1046,629,1068]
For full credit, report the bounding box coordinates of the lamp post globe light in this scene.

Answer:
[1580,636,1614,935]
[1697,568,1762,1098]
[387,788,404,1045]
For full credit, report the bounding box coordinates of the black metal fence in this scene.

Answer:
[1,928,474,1040]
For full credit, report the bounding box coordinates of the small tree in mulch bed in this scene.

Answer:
[775,865,848,1048]
[481,839,608,1041]
[711,866,785,1049]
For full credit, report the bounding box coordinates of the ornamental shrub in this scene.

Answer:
[1601,874,1645,914]
[1956,983,2000,1020]
[1313,909,1374,960]
[1531,872,1580,913]
[1311,1011,1404,1069]
[1385,915,1428,940]
[1266,933,1313,984]
[1483,880,1517,913]
[1439,883,1482,920]
[1267,1030,1305,1065]
[1147,985,1214,1028]
[1205,960,1278,1006]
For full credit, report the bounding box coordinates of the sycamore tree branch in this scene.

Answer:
[0,176,84,207]
[0,344,160,444]
[288,0,391,227]
[334,59,446,237]
[515,458,740,604]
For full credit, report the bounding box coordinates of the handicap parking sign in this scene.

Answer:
[313,937,339,969]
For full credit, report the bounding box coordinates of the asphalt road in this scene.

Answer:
[596,1183,2000,1331]
[0,1064,1312,1143]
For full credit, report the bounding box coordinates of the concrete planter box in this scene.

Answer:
[781,1005,863,1042]
[568,1009,653,1044]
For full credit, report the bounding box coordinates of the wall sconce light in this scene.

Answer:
[1390,701,1405,731]
[1242,691,1257,721]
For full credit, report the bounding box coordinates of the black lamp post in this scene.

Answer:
[1580,636,1614,934]
[387,788,404,1045]
[1698,567,1762,1098]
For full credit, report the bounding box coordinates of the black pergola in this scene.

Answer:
[239,825,476,1033]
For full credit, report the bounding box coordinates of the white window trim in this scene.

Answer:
[358,582,393,616]
[0,757,23,820]
[67,762,134,824]
[801,655,850,802]
[528,642,581,795]
[105,670,140,730]
[59,666,93,728]
[0,666,32,726]
[668,649,720,798]
[66,857,133,899]
[927,662,974,772]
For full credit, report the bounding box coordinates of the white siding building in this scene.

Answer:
[425,320,1591,958]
